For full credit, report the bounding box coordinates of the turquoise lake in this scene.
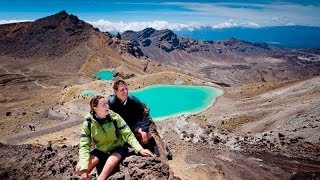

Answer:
[131,85,223,120]
[81,90,99,97]
[94,70,114,80]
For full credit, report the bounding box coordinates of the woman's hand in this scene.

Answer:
[75,164,88,179]
[139,149,154,157]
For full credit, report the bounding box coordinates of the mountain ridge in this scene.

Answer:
[174,25,320,48]
[122,27,272,55]
[121,27,320,85]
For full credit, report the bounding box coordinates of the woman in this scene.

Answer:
[77,95,153,180]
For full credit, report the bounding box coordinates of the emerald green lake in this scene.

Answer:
[131,85,223,120]
[94,70,114,80]
[81,90,99,97]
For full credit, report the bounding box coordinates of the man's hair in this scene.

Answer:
[113,80,127,90]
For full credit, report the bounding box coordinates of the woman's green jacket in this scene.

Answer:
[78,110,143,171]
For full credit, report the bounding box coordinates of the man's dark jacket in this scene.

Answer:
[108,94,150,132]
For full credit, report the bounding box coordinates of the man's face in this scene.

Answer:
[115,84,128,102]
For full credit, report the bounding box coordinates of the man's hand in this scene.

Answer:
[138,128,148,144]
[139,149,154,157]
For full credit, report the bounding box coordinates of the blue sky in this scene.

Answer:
[0,0,319,32]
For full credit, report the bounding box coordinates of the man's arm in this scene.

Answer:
[131,95,145,119]
[131,95,150,132]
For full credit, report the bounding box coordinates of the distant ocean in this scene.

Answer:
[174,26,320,49]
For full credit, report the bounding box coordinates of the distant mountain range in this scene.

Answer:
[121,27,320,84]
[174,26,320,48]
[121,27,275,63]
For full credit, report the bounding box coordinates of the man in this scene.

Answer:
[108,80,153,146]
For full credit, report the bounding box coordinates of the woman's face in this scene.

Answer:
[93,98,109,116]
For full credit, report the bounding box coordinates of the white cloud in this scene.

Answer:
[88,19,261,32]
[87,20,202,32]
[211,20,260,28]
[0,20,32,24]
[212,21,238,28]
[0,18,261,32]
[270,16,294,26]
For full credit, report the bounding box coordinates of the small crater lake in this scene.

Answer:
[94,70,115,80]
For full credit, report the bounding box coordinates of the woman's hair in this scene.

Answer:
[90,95,105,114]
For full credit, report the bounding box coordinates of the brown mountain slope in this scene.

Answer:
[0,11,97,58]
[0,10,115,75]
[0,11,170,76]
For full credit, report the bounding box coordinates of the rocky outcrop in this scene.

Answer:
[0,110,176,179]
[0,143,172,179]
[0,143,78,179]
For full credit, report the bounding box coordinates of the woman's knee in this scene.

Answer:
[89,155,100,165]
[105,152,122,165]
[111,152,122,160]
